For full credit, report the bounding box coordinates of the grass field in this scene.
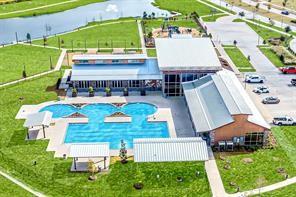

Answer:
[224,47,256,72]
[259,47,286,67]
[154,0,219,16]
[33,19,140,49]
[0,175,33,196]
[0,44,60,84]
[201,14,229,22]
[147,49,157,57]
[216,127,296,194]
[0,0,105,19]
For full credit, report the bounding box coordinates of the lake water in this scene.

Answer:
[0,0,170,44]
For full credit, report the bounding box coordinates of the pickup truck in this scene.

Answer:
[279,66,296,74]
[273,116,296,126]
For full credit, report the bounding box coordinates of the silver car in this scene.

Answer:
[262,96,280,104]
[253,86,269,94]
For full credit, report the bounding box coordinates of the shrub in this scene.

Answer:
[271,46,296,64]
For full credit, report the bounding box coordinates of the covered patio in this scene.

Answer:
[69,143,110,172]
[23,111,53,140]
[133,137,209,162]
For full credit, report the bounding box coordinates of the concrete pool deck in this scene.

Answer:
[16,95,192,157]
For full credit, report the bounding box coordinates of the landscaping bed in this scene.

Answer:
[224,47,256,72]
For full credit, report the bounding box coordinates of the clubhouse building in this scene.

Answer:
[67,37,270,147]
[70,37,222,97]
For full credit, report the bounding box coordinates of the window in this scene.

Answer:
[244,132,264,146]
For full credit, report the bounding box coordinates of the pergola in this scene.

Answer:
[69,143,110,172]
[23,111,53,139]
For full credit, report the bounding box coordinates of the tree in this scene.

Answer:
[87,160,98,180]
[119,139,128,164]
[255,3,260,11]
[233,40,237,45]
[133,169,145,189]
[285,26,291,33]
[151,12,156,19]
[267,4,271,12]
[22,65,27,78]
[26,33,31,44]
[269,19,275,26]
[143,11,147,19]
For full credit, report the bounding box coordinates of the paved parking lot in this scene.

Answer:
[206,16,296,120]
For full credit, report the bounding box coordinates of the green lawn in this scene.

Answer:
[154,0,219,16]
[0,44,60,84]
[217,127,296,194]
[0,0,105,19]
[224,47,256,72]
[147,49,157,57]
[201,14,229,22]
[0,175,33,196]
[0,72,211,196]
[33,19,141,49]
[259,47,285,68]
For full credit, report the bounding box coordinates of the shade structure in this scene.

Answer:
[23,111,52,128]
[69,143,110,158]
[133,138,209,163]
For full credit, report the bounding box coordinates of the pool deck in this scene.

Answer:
[16,95,194,158]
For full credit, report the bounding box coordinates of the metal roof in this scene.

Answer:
[155,38,222,71]
[72,54,147,61]
[183,70,270,133]
[71,59,162,81]
[133,138,209,162]
[23,111,52,128]
[69,143,110,158]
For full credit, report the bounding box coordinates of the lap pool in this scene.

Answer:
[40,103,169,149]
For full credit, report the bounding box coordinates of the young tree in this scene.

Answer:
[119,139,128,164]
[255,3,260,11]
[87,160,98,180]
[267,4,271,12]
[285,26,291,33]
[26,33,31,44]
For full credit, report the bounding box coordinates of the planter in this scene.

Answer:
[121,159,128,164]
[89,92,94,97]
[133,183,144,190]
[106,92,112,97]
[72,92,77,97]
[88,175,97,181]
[140,89,146,96]
[123,91,129,96]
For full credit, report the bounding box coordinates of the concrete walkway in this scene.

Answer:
[0,48,66,88]
[0,170,45,197]
[205,148,227,197]
[137,20,147,54]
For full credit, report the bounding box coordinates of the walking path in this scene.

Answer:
[205,148,227,197]
[0,170,45,197]
[0,48,66,88]
[137,20,146,54]
[0,0,77,16]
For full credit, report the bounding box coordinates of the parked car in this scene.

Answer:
[291,79,296,86]
[279,66,296,74]
[281,10,289,15]
[245,75,264,83]
[253,86,269,94]
[262,96,280,104]
[273,116,296,125]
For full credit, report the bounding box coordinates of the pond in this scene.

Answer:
[0,0,170,44]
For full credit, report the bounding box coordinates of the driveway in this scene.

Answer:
[206,16,296,118]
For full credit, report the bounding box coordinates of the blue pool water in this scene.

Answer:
[40,103,169,149]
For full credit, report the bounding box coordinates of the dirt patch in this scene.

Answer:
[242,158,253,164]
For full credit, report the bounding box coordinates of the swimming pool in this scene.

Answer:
[40,103,169,149]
